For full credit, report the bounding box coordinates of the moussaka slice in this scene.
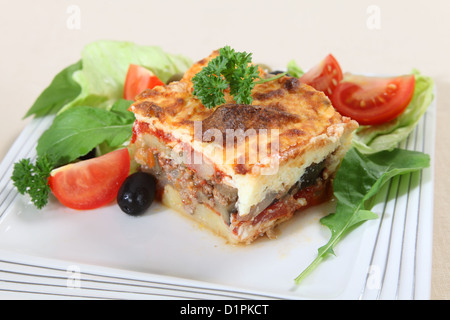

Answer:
[128,50,358,244]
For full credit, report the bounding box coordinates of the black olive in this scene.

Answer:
[117,172,156,216]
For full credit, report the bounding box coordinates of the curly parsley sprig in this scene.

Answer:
[11,155,55,209]
[192,46,286,109]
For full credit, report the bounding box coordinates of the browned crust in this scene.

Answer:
[201,103,300,142]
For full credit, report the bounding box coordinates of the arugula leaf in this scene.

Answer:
[36,99,134,167]
[24,60,83,118]
[109,98,136,122]
[294,147,430,284]
[11,155,55,209]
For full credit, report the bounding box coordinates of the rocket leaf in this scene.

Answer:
[36,99,134,167]
[24,60,83,118]
[294,147,430,284]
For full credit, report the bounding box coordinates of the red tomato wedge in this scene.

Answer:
[123,64,164,100]
[299,54,343,98]
[48,148,130,210]
[331,73,415,125]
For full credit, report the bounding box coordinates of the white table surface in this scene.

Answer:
[0,0,449,299]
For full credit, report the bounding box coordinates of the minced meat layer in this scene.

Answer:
[144,151,329,226]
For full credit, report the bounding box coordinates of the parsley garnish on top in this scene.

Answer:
[192,46,286,109]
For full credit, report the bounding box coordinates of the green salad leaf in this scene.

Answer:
[36,99,134,167]
[352,70,434,154]
[25,41,192,118]
[294,147,430,284]
[59,40,192,114]
[25,61,83,118]
[286,60,304,78]
[14,40,192,209]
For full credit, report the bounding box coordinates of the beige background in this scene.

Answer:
[0,0,449,299]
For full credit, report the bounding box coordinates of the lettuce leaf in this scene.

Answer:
[24,40,193,167]
[352,70,434,154]
[25,40,192,118]
[59,40,192,113]
[294,147,430,284]
[287,60,304,78]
